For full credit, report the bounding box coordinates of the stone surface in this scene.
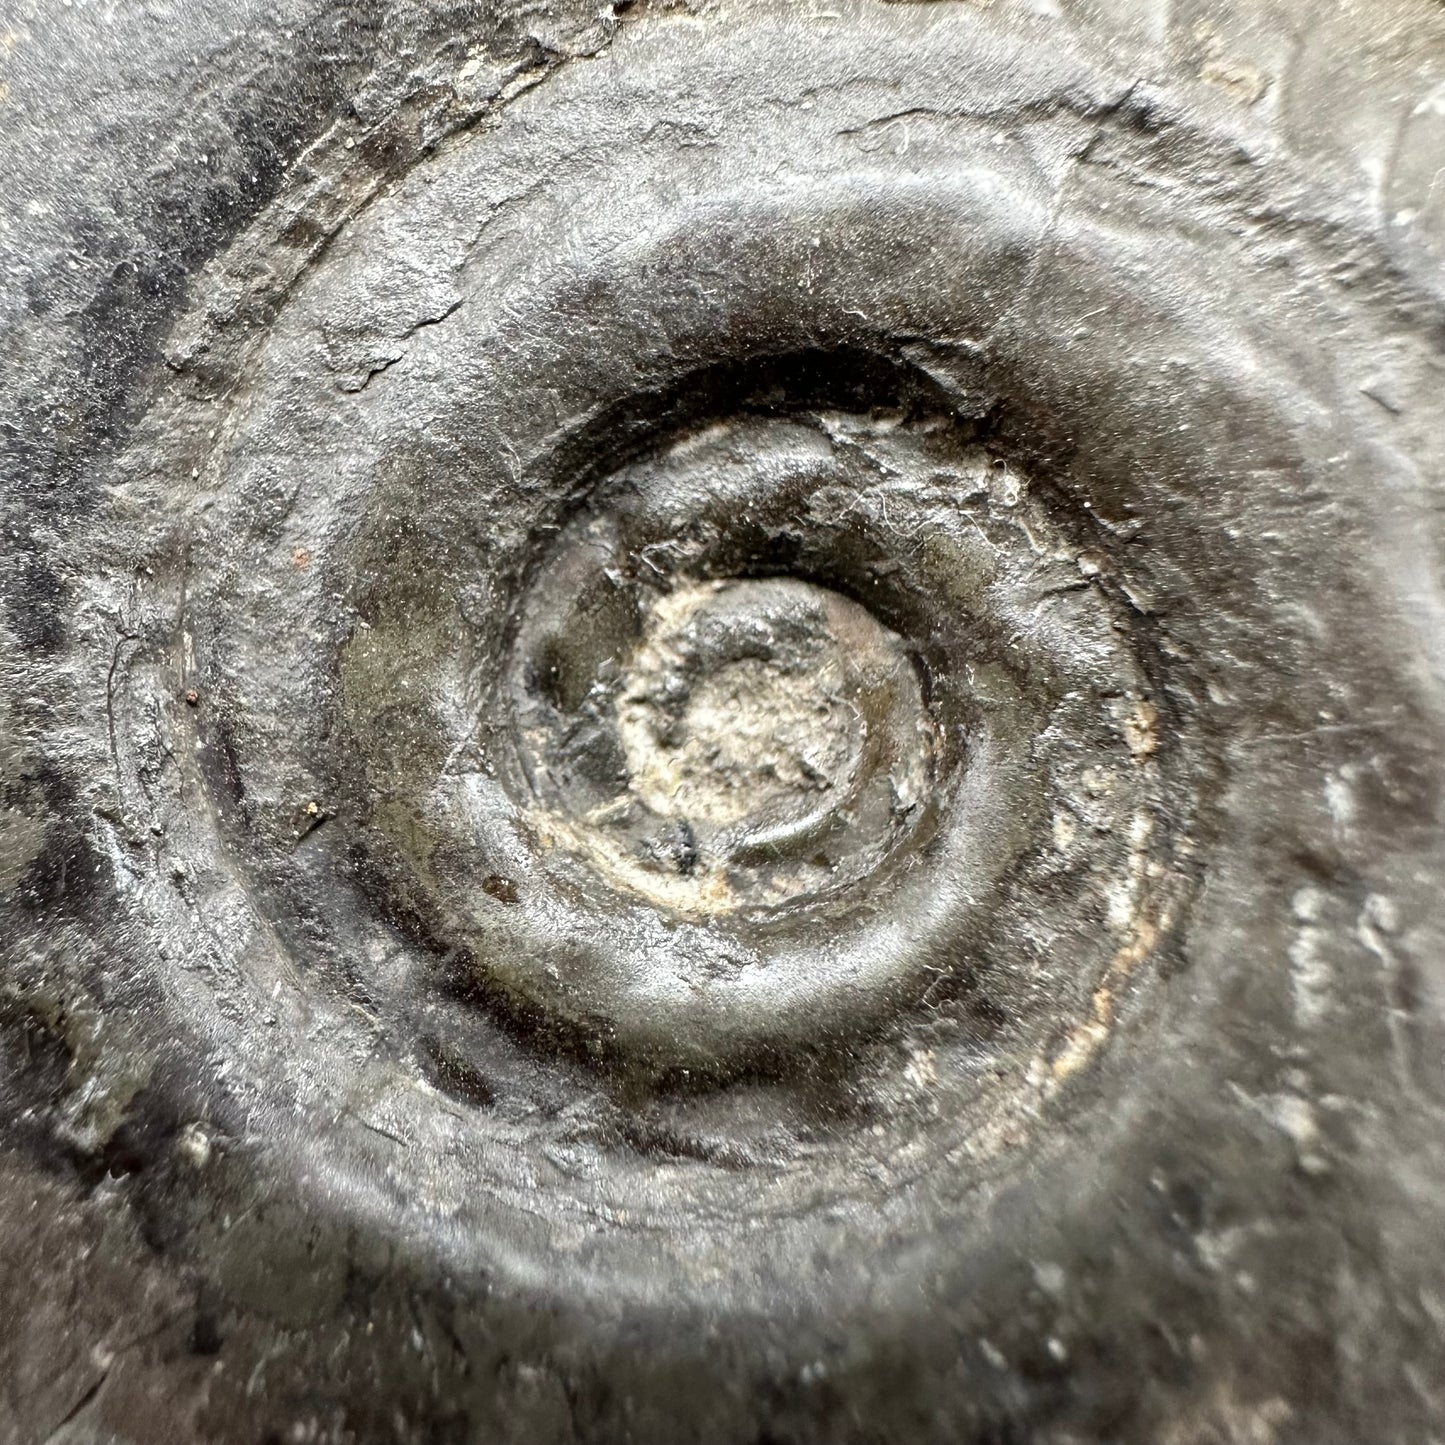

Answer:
[1,2,1443,1442]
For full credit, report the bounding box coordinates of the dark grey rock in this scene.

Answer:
[2,3,1443,1442]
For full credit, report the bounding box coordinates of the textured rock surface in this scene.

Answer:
[2,2,1443,1442]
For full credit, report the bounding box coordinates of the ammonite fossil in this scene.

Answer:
[2,1,1442,1441]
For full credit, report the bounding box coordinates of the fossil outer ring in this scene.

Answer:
[78,0,1445,1361]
